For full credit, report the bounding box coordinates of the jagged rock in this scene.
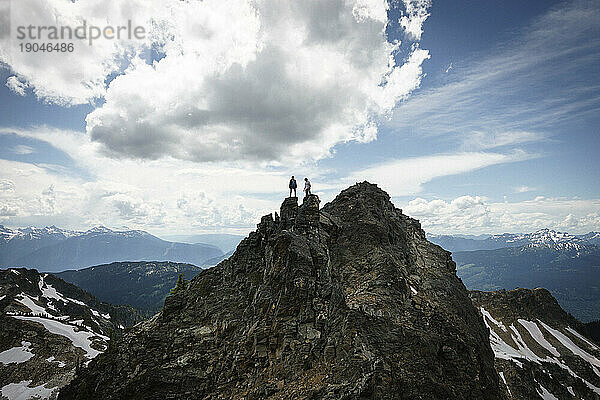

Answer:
[59,182,504,399]
[280,197,298,229]
[471,288,600,399]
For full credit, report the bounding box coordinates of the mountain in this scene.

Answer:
[161,233,245,253]
[428,228,594,253]
[0,225,79,266]
[580,232,600,246]
[59,183,505,399]
[0,268,140,399]
[0,226,223,272]
[56,262,204,314]
[201,249,235,267]
[470,288,600,399]
[454,243,600,322]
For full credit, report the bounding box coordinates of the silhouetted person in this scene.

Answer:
[304,177,311,197]
[289,176,297,197]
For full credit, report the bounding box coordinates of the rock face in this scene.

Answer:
[59,182,504,399]
[471,288,600,399]
[0,268,139,399]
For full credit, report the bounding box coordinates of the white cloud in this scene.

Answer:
[6,76,28,96]
[0,127,304,233]
[389,0,600,143]
[12,145,35,155]
[464,131,547,151]
[515,186,535,193]
[1,0,431,163]
[0,179,16,193]
[348,150,533,196]
[404,195,600,235]
[399,0,431,40]
[405,195,491,231]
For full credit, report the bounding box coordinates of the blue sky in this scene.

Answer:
[0,0,598,236]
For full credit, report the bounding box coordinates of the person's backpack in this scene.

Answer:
[290,179,297,188]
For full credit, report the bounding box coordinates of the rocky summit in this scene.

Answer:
[59,182,504,399]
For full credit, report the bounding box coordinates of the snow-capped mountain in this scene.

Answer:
[0,225,80,243]
[579,231,600,245]
[0,268,139,399]
[498,228,589,251]
[428,228,596,252]
[0,225,223,272]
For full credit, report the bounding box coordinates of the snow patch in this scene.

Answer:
[539,321,600,371]
[10,269,20,275]
[509,324,541,363]
[567,386,575,396]
[518,319,560,357]
[45,356,66,368]
[566,327,599,350]
[481,307,508,332]
[535,380,558,400]
[409,285,417,295]
[39,275,90,308]
[481,315,523,367]
[0,295,5,301]
[1,380,54,400]
[15,293,48,315]
[11,316,106,359]
[38,275,68,304]
[499,372,511,396]
[0,341,34,365]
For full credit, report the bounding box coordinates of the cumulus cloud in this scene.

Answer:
[404,195,600,235]
[6,76,28,96]
[405,195,491,231]
[0,179,16,193]
[0,128,293,233]
[1,0,431,162]
[399,0,431,40]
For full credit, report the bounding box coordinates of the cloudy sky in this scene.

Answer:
[0,0,598,237]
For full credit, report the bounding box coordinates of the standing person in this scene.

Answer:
[304,177,311,197]
[289,176,297,197]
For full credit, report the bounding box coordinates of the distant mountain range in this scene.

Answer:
[427,228,599,252]
[56,261,204,314]
[0,225,224,272]
[160,233,245,253]
[428,229,600,322]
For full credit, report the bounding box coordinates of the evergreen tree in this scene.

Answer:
[170,273,187,295]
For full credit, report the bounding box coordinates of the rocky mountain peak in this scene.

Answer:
[59,182,504,399]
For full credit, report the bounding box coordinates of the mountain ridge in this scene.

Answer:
[59,182,504,399]
[0,225,223,272]
[428,228,597,253]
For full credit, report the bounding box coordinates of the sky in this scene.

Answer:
[0,0,598,237]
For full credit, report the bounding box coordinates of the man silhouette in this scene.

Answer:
[304,177,311,197]
[289,176,297,197]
